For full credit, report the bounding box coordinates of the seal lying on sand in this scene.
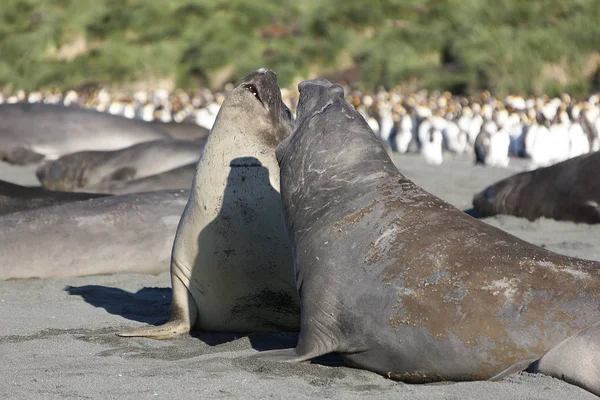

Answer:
[151,121,210,141]
[87,163,197,195]
[0,179,108,216]
[255,78,600,396]
[0,190,188,280]
[0,103,169,165]
[119,68,299,338]
[473,151,600,223]
[36,139,204,192]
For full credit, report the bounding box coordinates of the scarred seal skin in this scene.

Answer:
[473,151,600,223]
[118,68,300,339]
[255,78,600,396]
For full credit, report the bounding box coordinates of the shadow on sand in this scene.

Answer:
[66,155,337,364]
[65,285,171,325]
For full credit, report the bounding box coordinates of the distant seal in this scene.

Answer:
[151,121,210,141]
[88,163,196,195]
[0,179,108,215]
[0,103,170,165]
[473,151,600,223]
[119,68,299,338]
[0,190,188,280]
[255,79,600,396]
[36,139,204,191]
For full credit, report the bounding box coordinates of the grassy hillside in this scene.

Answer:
[1,0,599,96]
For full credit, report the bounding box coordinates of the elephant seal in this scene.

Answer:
[255,78,600,396]
[36,139,204,191]
[151,121,210,141]
[119,68,299,338]
[0,179,108,215]
[473,151,600,223]
[0,190,188,280]
[0,103,169,165]
[88,163,197,195]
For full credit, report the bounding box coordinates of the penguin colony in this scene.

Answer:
[1,86,598,169]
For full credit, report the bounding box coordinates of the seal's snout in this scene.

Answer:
[257,67,276,77]
[35,164,49,182]
[298,78,333,92]
[328,84,345,98]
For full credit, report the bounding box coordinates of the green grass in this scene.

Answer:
[1,0,599,96]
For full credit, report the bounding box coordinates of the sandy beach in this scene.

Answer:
[1,154,599,399]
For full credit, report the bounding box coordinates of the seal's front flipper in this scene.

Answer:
[252,327,337,362]
[117,320,191,339]
[489,357,539,381]
[118,280,197,340]
[528,322,600,396]
[251,348,321,362]
[107,167,137,181]
[2,147,45,165]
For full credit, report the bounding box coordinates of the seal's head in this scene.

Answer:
[472,185,498,217]
[295,78,345,124]
[276,78,346,163]
[218,68,293,147]
[36,156,87,191]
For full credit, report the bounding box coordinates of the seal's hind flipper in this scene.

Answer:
[117,320,190,339]
[2,147,45,165]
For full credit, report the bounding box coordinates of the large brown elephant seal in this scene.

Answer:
[0,103,169,165]
[0,179,108,215]
[473,151,600,223]
[119,68,299,338]
[36,139,204,192]
[0,190,188,280]
[255,78,600,396]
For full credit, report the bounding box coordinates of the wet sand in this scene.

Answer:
[1,154,599,399]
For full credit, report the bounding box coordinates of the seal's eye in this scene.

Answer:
[243,84,261,103]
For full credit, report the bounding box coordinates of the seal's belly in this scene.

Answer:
[172,160,299,332]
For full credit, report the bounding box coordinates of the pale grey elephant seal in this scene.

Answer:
[255,78,600,396]
[87,163,197,195]
[0,179,108,215]
[151,121,210,141]
[0,103,169,165]
[36,139,205,191]
[118,68,299,338]
[473,151,600,223]
[0,190,188,280]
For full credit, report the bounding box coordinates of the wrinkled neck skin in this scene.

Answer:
[279,97,401,239]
